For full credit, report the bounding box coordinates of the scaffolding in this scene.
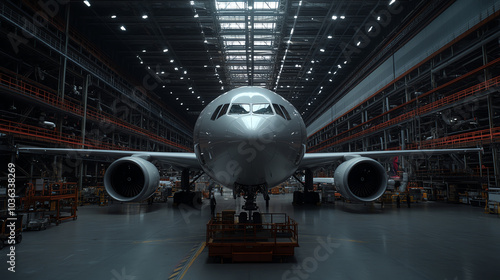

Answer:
[21,181,78,225]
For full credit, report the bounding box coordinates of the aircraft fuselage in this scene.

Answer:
[193,87,307,190]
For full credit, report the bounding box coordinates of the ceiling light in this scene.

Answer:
[83,1,91,7]
[320,49,325,52]
[340,16,345,19]
[142,49,146,52]
[294,15,297,19]
[170,60,174,63]
[337,65,342,68]
[180,103,183,105]
[120,25,126,31]
[368,26,374,32]
[163,48,168,52]
[174,67,179,71]
[344,60,347,64]
[332,15,337,20]
[356,41,361,46]
[184,71,187,74]
[194,14,199,18]
[389,0,396,5]
[142,15,148,19]
[111,15,117,19]
[190,1,195,5]
[327,35,332,39]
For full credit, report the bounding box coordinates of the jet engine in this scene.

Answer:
[103,157,160,202]
[334,157,387,202]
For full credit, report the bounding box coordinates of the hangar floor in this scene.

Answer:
[2,192,499,280]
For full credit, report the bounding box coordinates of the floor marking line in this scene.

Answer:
[179,242,206,280]
[167,242,206,280]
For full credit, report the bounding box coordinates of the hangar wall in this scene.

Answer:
[307,0,500,136]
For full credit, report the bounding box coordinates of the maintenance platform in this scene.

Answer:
[206,211,298,262]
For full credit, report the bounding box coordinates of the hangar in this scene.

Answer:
[0,0,499,279]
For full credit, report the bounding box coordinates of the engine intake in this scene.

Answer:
[103,157,160,202]
[334,157,387,202]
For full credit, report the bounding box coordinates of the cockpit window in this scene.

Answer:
[229,103,250,114]
[219,103,229,118]
[279,104,291,120]
[272,104,291,120]
[273,104,285,119]
[252,103,273,115]
[211,105,223,120]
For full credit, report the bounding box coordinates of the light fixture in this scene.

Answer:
[83,1,91,7]
[163,48,168,52]
[320,48,325,52]
[327,35,332,39]
[120,26,126,31]
[142,15,148,19]
[332,15,337,20]
[389,0,396,5]
[340,16,345,19]
[190,1,195,5]
[194,14,199,18]
[111,15,117,19]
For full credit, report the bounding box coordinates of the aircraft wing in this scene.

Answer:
[17,147,201,170]
[299,148,482,169]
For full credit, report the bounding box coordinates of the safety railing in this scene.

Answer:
[0,71,191,151]
[0,119,133,150]
[309,76,500,152]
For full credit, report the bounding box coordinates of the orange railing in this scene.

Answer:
[309,76,500,152]
[0,118,132,150]
[0,71,192,152]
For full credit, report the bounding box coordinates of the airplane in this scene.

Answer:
[18,87,481,213]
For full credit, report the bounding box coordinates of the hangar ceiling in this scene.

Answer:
[41,0,453,126]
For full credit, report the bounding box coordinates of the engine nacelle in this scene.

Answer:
[334,157,387,202]
[103,157,160,202]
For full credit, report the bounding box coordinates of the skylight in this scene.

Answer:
[215,0,281,87]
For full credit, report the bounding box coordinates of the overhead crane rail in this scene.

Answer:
[309,75,500,152]
[0,70,191,152]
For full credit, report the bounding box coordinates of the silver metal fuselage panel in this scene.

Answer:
[193,87,307,189]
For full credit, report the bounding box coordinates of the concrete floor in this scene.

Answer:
[1,192,499,280]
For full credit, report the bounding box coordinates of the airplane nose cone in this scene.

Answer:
[226,116,277,182]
